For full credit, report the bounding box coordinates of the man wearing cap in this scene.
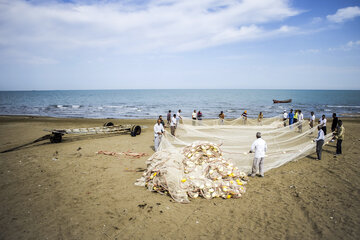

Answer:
[249,132,267,177]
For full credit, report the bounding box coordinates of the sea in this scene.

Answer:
[0,89,359,119]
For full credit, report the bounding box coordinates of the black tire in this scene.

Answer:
[130,125,141,136]
[50,133,62,143]
[103,122,114,127]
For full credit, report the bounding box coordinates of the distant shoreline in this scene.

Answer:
[1,114,360,121]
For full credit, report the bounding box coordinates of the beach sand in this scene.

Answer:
[0,116,359,240]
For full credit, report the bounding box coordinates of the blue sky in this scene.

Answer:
[0,0,359,90]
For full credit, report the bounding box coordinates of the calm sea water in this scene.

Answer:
[0,89,359,119]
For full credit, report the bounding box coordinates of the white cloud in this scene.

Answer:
[0,0,300,57]
[327,6,360,23]
[311,17,322,24]
[347,40,360,47]
[328,40,360,51]
[299,49,320,54]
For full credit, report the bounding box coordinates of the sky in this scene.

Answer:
[0,0,359,90]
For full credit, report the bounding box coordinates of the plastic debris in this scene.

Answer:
[136,142,248,203]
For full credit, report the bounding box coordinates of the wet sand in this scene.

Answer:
[0,116,359,239]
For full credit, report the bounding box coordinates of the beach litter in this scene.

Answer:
[136,142,248,203]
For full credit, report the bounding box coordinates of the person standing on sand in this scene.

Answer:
[334,120,345,156]
[258,112,263,125]
[192,110,197,126]
[309,111,315,129]
[170,114,177,136]
[158,115,165,127]
[298,110,304,132]
[241,110,247,124]
[293,110,298,124]
[219,111,225,125]
[197,111,203,121]
[176,109,182,126]
[167,110,171,126]
[154,119,164,151]
[331,113,338,132]
[288,109,294,127]
[314,125,325,160]
[283,110,288,127]
[319,115,327,135]
[248,132,267,177]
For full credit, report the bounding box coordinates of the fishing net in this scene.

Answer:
[136,116,332,203]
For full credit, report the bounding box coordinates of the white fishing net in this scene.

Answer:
[136,116,332,203]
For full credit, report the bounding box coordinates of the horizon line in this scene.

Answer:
[1,88,360,91]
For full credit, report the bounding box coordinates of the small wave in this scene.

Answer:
[327,105,360,108]
[104,105,124,108]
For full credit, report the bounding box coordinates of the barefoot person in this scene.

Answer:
[248,132,267,177]
[154,119,164,151]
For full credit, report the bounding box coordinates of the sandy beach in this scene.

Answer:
[0,116,359,240]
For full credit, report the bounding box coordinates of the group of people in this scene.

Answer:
[282,109,304,131]
[154,109,345,178]
[314,113,345,160]
[153,109,183,151]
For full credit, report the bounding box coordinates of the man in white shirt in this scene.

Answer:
[154,119,165,151]
[309,111,315,128]
[319,115,327,135]
[283,110,288,127]
[176,109,182,126]
[314,125,325,160]
[249,132,267,177]
[298,110,304,132]
[170,114,177,136]
[192,110,197,126]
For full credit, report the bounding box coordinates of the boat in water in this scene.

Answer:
[273,99,292,103]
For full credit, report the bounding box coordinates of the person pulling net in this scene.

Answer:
[136,116,333,203]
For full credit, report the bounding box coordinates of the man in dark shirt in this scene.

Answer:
[331,113,338,132]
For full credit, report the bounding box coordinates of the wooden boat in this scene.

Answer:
[273,99,292,103]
